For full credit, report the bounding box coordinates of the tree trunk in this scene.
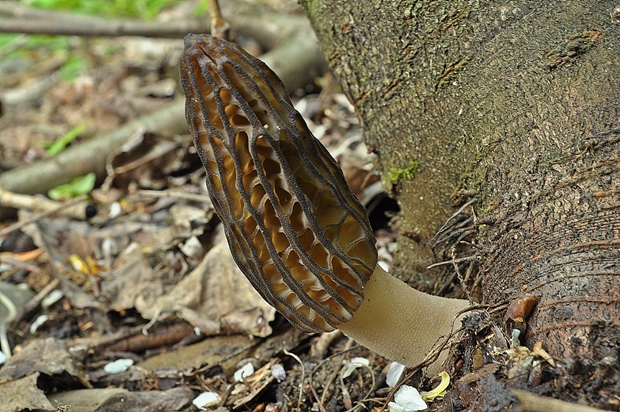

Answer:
[299,0,620,407]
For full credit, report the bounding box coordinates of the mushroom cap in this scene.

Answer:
[180,34,378,332]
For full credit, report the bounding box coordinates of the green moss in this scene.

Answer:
[388,159,419,185]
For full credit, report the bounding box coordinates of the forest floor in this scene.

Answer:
[0,1,603,412]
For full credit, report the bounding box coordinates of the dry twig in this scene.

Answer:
[0,195,89,237]
[512,389,608,412]
[0,188,95,221]
[0,2,206,38]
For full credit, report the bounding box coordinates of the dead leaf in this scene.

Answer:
[0,337,84,383]
[101,132,181,192]
[100,245,159,312]
[135,226,276,337]
[0,372,55,412]
[137,334,256,372]
[48,387,194,412]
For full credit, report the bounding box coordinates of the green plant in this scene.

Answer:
[48,172,96,200]
[388,159,419,185]
[59,56,88,82]
[193,0,210,17]
[46,123,87,156]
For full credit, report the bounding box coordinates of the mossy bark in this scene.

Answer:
[300,0,620,406]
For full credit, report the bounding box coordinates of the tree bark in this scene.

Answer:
[300,0,620,406]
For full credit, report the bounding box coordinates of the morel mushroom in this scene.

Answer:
[180,34,469,371]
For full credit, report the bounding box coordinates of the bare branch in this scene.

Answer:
[0,99,187,219]
[0,0,312,49]
[0,37,326,219]
[208,0,230,40]
[0,17,206,38]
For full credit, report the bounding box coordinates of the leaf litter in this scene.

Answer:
[0,4,405,411]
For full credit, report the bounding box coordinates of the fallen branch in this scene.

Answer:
[0,1,205,38]
[0,35,325,219]
[0,0,315,50]
[0,99,186,219]
[0,195,89,237]
[0,188,95,221]
[0,17,205,39]
[512,390,608,412]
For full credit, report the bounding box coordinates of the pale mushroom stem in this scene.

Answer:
[338,265,470,374]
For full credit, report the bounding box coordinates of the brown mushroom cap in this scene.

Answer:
[180,34,378,332]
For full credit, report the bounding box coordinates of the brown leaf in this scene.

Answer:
[137,334,255,372]
[135,226,275,337]
[0,372,55,412]
[48,387,194,412]
[0,337,83,383]
[101,132,181,192]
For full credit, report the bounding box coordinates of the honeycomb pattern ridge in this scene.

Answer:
[180,34,377,332]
